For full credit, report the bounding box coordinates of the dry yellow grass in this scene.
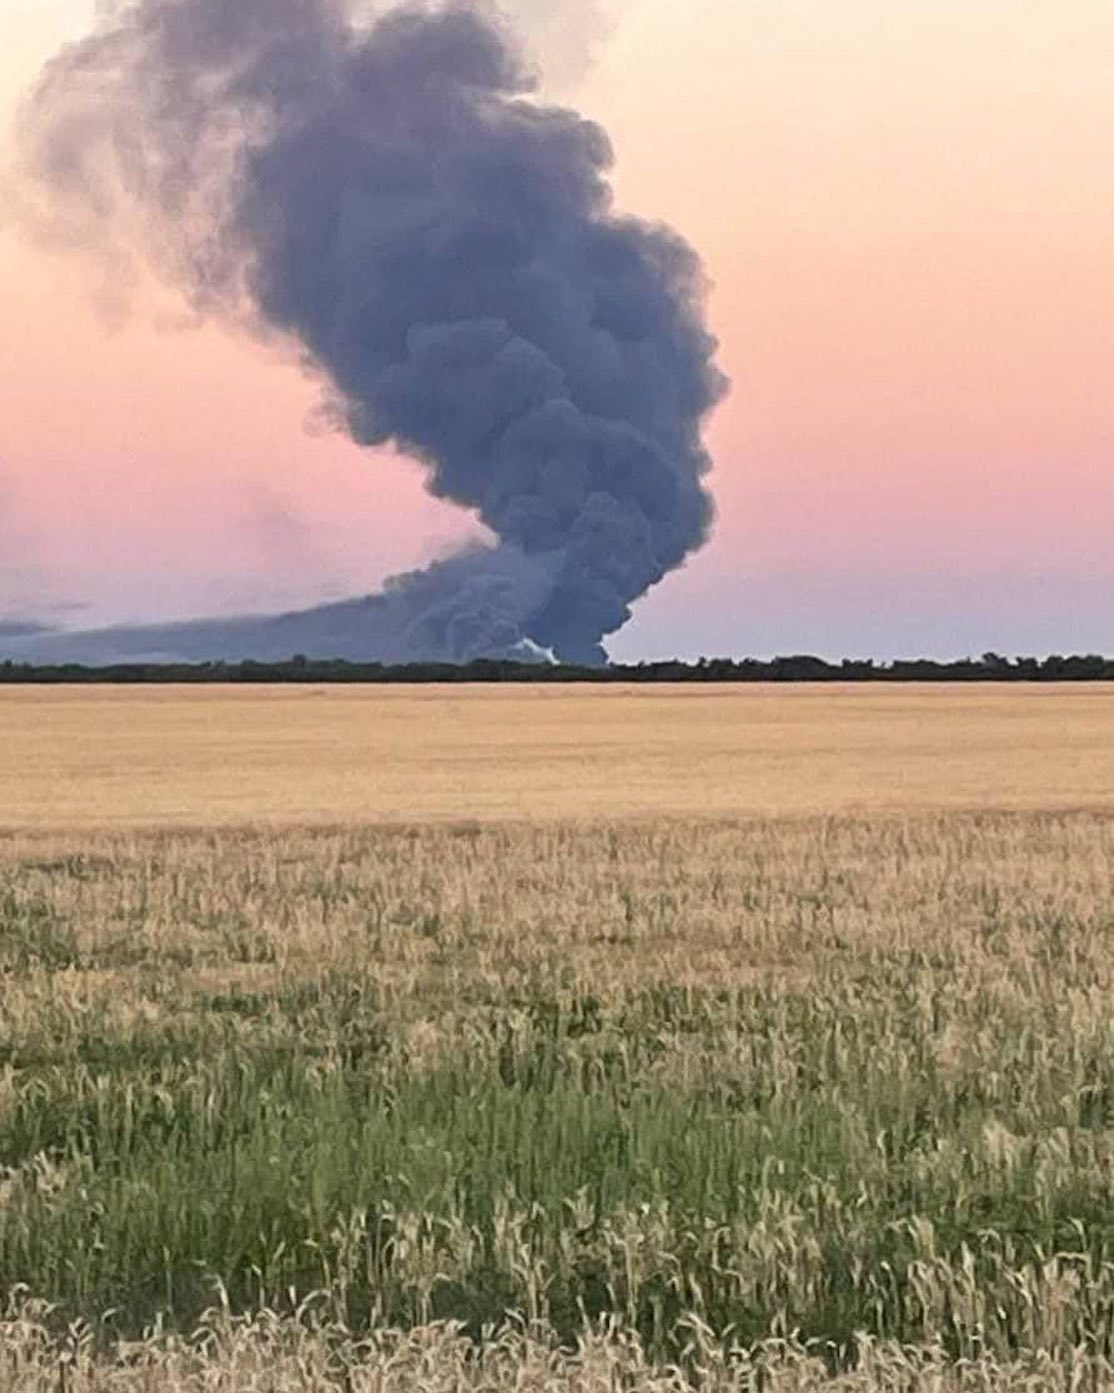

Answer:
[4,683,1114,830]
[4,1306,1110,1393]
[3,813,1111,1022]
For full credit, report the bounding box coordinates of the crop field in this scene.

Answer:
[5,683,1114,829]
[2,686,1114,1389]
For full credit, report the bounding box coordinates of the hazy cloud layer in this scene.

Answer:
[0,472,64,631]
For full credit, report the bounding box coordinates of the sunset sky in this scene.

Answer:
[2,0,1112,660]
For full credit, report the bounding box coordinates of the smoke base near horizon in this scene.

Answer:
[0,547,560,666]
[12,0,727,666]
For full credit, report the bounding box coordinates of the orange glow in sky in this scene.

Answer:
[2,0,1112,657]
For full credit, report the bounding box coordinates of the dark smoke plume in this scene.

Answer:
[15,0,727,666]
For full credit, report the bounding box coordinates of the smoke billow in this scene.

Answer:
[15,0,727,666]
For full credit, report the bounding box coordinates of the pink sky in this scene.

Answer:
[2,0,1112,658]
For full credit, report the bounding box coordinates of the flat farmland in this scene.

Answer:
[4,683,1114,830]
[4,683,1114,1390]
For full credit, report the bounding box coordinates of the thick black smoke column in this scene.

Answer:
[18,0,728,665]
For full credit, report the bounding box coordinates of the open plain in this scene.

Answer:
[2,685,1114,1389]
[4,683,1114,829]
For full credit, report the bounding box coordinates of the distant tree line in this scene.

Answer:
[3,651,1114,684]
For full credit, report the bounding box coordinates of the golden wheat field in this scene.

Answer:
[4,683,1114,829]
[3,684,1114,1390]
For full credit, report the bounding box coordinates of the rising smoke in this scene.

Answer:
[13,0,727,666]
